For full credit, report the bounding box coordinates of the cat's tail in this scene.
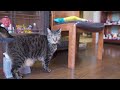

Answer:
[0,26,14,38]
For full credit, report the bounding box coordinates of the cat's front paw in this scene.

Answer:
[13,72,23,79]
[19,74,24,79]
[44,67,51,73]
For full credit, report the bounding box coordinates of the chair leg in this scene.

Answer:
[92,32,96,46]
[76,32,80,53]
[68,25,77,69]
[97,30,104,60]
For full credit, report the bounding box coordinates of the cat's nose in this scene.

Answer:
[53,37,57,42]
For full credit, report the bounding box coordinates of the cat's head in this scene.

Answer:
[47,28,61,44]
[0,26,13,38]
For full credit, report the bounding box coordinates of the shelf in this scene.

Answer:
[104,39,120,44]
[102,11,120,44]
[12,17,40,20]
[15,14,40,17]
[0,12,10,14]
[103,11,120,13]
[104,24,120,26]
[11,32,40,36]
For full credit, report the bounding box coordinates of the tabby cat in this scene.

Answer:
[0,26,61,79]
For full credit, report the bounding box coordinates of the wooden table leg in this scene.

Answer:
[97,30,104,60]
[68,25,77,69]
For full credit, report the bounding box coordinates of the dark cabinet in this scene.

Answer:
[0,11,50,35]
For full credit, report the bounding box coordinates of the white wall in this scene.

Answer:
[93,11,101,44]
[83,11,94,20]
[83,11,101,44]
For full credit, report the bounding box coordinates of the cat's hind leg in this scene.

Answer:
[11,68,23,79]
[11,59,24,79]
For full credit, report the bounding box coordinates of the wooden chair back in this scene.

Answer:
[51,11,80,29]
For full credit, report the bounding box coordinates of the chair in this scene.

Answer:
[51,11,104,69]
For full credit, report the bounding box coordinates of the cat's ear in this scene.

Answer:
[47,28,51,34]
[56,28,61,33]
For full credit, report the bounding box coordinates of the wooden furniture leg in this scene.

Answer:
[92,32,96,45]
[68,25,77,69]
[97,30,104,60]
[76,32,80,53]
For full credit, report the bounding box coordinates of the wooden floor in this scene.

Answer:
[1,43,120,79]
[24,43,120,79]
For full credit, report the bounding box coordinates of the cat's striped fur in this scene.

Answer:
[0,26,61,79]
